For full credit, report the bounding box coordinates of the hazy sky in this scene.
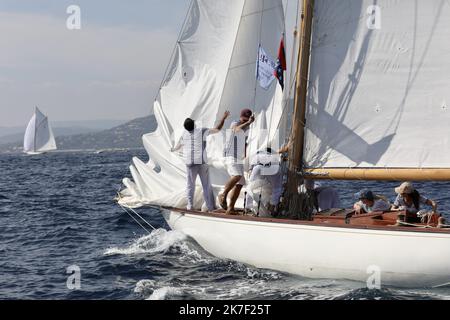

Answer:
[0,0,190,127]
[0,0,297,127]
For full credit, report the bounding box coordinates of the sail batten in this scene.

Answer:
[303,0,450,172]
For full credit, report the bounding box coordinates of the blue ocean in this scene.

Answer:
[1,150,449,300]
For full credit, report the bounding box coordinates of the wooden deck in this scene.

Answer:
[162,207,450,234]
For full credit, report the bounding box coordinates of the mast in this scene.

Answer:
[283,0,314,219]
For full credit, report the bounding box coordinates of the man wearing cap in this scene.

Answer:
[219,109,255,214]
[353,189,391,215]
[171,111,230,212]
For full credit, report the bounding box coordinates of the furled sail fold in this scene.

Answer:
[120,0,287,208]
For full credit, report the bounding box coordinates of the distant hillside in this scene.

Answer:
[0,115,157,153]
[0,119,125,139]
[0,126,98,145]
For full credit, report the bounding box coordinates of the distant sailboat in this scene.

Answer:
[23,107,57,155]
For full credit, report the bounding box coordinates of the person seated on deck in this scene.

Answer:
[390,182,438,223]
[244,148,283,217]
[353,190,391,215]
[171,111,230,212]
[303,180,341,213]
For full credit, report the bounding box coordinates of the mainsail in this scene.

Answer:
[23,107,57,154]
[303,0,450,180]
[120,0,287,208]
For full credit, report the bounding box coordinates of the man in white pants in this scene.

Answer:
[171,111,230,211]
[219,109,255,215]
[245,149,283,216]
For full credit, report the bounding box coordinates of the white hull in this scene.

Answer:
[163,210,450,288]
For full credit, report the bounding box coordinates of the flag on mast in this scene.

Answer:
[274,35,286,90]
[256,45,277,90]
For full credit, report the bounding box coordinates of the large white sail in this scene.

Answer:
[121,0,287,207]
[304,0,450,170]
[23,107,57,154]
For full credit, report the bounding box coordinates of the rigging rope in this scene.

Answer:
[395,214,450,229]
[118,202,158,234]
[265,0,284,144]
[127,206,157,231]
[253,1,266,109]
[119,204,152,234]
[269,0,301,144]
[154,0,194,102]
[395,220,434,229]
[248,0,266,159]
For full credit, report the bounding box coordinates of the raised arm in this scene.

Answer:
[233,115,255,133]
[209,111,230,134]
[278,138,293,154]
[170,137,183,152]
[426,199,438,213]
[353,202,365,215]
[390,194,402,211]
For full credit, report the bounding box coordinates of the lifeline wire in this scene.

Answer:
[118,202,158,234]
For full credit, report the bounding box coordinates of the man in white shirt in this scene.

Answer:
[219,109,255,215]
[171,111,230,212]
[244,148,283,216]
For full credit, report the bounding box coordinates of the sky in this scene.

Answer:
[0,0,190,127]
[0,0,297,127]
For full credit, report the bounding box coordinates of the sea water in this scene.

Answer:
[0,150,449,300]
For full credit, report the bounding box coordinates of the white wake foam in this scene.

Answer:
[134,279,157,296]
[147,286,183,300]
[104,228,187,256]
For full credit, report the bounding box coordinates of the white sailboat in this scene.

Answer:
[23,107,57,155]
[118,0,450,288]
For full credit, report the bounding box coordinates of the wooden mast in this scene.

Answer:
[283,0,315,220]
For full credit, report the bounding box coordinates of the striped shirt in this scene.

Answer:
[223,121,249,160]
[181,128,210,166]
